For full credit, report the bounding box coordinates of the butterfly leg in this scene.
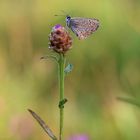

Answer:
[65,25,70,33]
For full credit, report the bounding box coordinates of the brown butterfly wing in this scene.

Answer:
[70,17,99,40]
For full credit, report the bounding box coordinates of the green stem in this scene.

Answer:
[58,54,65,140]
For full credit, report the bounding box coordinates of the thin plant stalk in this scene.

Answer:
[58,53,66,140]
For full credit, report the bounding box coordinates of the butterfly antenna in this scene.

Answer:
[54,10,70,17]
[54,14,65,16]
[60,10,67,15]
[61,10,71,17]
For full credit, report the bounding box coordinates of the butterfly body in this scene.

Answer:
[66,16,99,40]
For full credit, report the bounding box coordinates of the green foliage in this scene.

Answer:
[117,97,140,108]
[0,0,140,140]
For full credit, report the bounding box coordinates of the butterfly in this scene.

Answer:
[66,15,100,40]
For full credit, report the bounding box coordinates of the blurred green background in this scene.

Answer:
[0,0,140,140]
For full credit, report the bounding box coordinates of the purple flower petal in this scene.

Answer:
[68,134,89,140]
[54,24,62,29]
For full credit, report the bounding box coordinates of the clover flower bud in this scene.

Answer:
[49,24,72,54]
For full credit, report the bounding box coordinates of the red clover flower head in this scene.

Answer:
[48,24,72,54]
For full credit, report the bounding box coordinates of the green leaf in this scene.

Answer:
[40,55,59,63]
[59,98,68,108]
[117,97,140,107]
[64,63,73,74]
